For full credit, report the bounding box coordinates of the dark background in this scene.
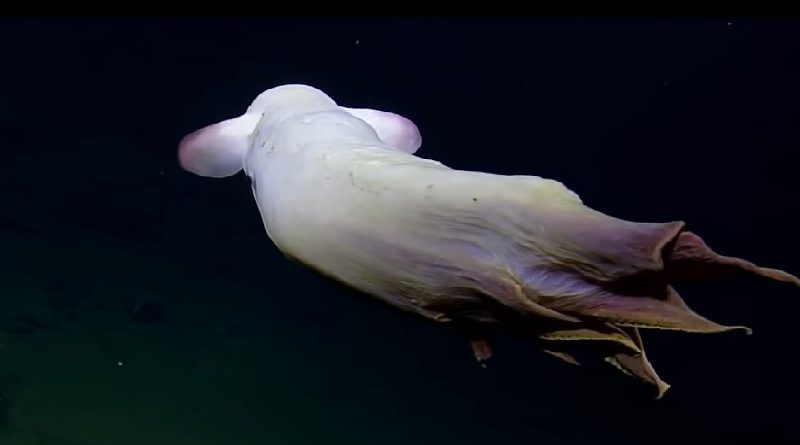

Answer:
[1,17,798,445]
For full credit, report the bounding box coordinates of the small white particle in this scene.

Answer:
[727,22,733,27]
[117,361,124,366]
[355,39,360,45]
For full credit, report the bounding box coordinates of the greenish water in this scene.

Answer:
[0,215,591,445]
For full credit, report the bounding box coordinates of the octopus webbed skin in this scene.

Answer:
[178,84,799,398]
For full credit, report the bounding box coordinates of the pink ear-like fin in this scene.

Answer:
[178,113,260,178]
[342,107,422,154]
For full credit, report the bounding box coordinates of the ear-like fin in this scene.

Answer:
[178,113,261,178]
[342,107,422,154]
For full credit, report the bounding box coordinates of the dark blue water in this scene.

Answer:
[1,17,798,445]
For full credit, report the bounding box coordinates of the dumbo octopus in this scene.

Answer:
[178,84,799,398]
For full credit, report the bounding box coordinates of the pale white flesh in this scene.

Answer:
[241,85,629,322]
